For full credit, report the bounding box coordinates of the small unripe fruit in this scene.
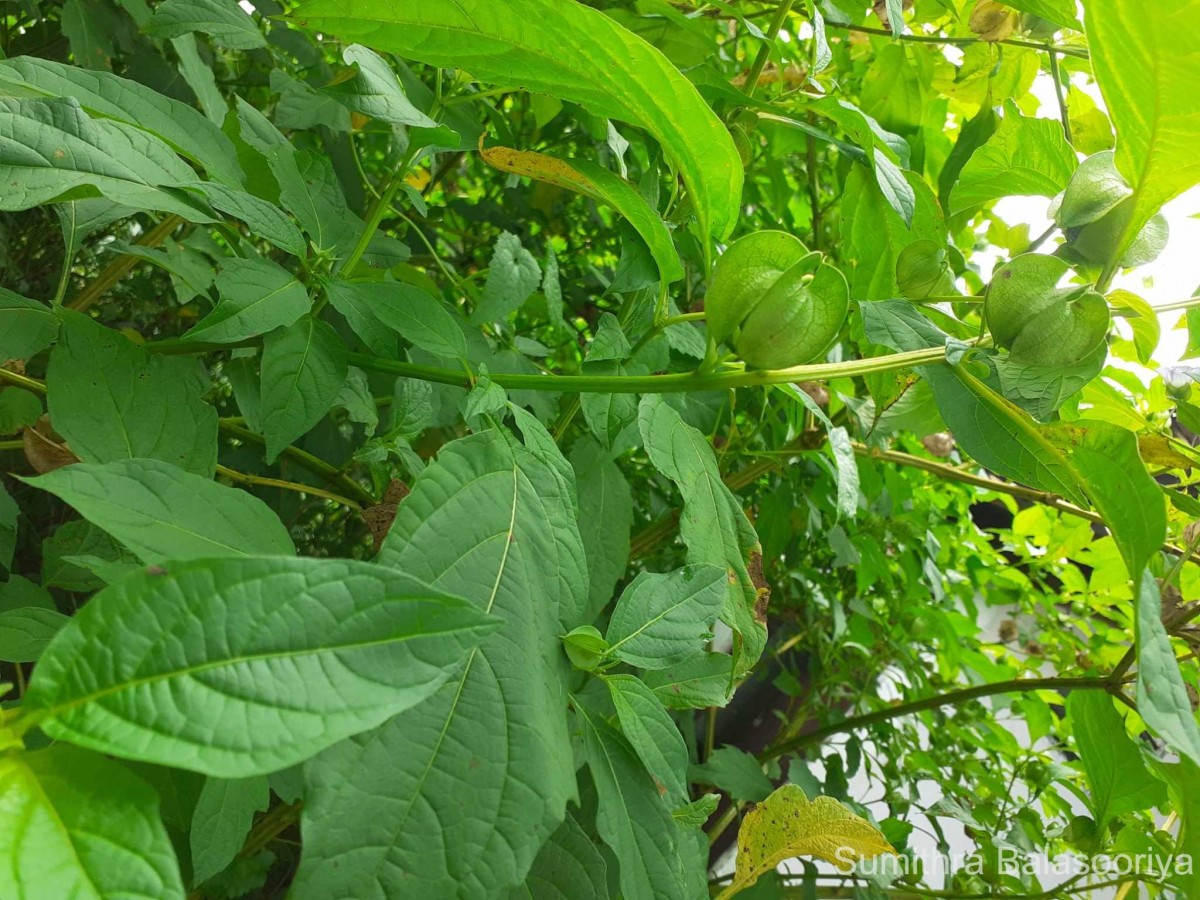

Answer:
[706,231,849,370]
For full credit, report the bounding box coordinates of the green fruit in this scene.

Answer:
[1068,197,1169,268]
[1054,151,1168,268]
[985,254,1110,366]
[896,239,954,299]
[734,254,849,369]
[706,231,810,344]
[706,231,850,369]
[1054,151,1129,229]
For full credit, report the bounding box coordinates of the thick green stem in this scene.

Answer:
[348,344,956,394]
[744,0,796,96]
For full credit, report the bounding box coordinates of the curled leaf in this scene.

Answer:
[717,784,895,899]
[481,142,682,284]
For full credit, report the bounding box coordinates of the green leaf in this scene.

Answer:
[689,746,774,803]
[0,576,54,613]
[949,101,1077,214]
[335,280,467,360]
[289,0,742,239]
[643,652,736,710]
[0,386,42,434]
[1085,0,1200,257]
[1054,150,1130,228]
[842,165,944,300]
[570,438,633,619]
[1150,759,1200,897]
[605,674,689,806]
[997,0,1081,29]
[184,258,311,345]
[0,98,214,220]
[473,231,543,324]
[323,44,438,128]
[323,279,396,357]
[146,0,267,50]
[508,812,608,900]
[190,775,270,885]
[0,56,243,185]
[183,182,306,256]
[1044,420,1165,578]
[828,426,859,519]
[1067,691,1165,832]
[577,703,687,900]
[297,430,587,897]
[639,395,767,673]
[1134,570,1200,768]
[716,784,895,899]
[0,485,17,571]
[0,287,58,361]
[47,310,219,476]
[0,746,185,900]
[21,458,296,564]
[482,144,682,284]
[260,315,348,462]
[61,0,116,70]
[0,607,70,662]
[23,556,496,776]
[673,793,720,829]
[605,565,726,669]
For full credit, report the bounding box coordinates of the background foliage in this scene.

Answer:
[0,0,1198,898]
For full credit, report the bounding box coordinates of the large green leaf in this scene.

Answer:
[1067,691,1165,832]
[604,565,726,670]
[323,44,439,128]
[1085,0,1200,257]
[190,775,270,885]
[949,102,1077,214]
[605,673,690,806]
[47,311,219,476]
[577,704,686,900]
[21,458,296,563]
[289,0,742,240]
[184,258,311,345]
[0,287,58,361]
[145,0,267,50]
[570,438,632,620]
[260,315,348,462]
[1134,570,1200,768]
[0,745,185,900]
[639,396,767,673]
[0,56,242,185]
[22,557,496,776]
[296,430,587,897]
[1044,420,1165,578]
[0,97,212,219]
[508,812,608,900]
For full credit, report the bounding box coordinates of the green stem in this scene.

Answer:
[336,143,422,278]
[68,215,183,312]
[744,0,796,96]
[218,420,376,507]
[825,21,1089,59]
[216,464,362,511]
[348,344,958,394]
[1047,49,1072,144]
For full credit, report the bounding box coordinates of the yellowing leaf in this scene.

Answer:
[482,142,683,284]
[969,0,1019,40]
[717,784,895,899]
[288,0,742,240]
